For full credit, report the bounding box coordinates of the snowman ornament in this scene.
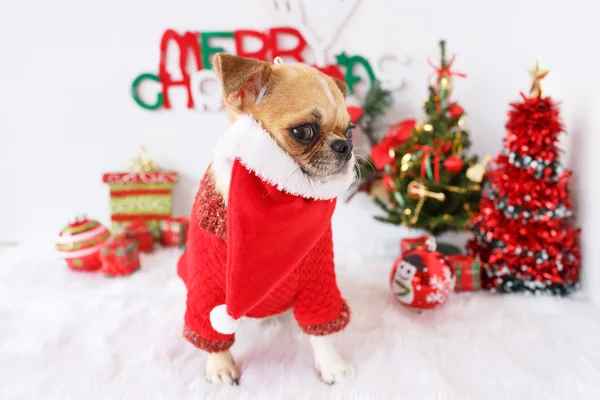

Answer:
[390,249,455,309]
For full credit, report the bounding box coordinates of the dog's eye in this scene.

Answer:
[290,124,315,143]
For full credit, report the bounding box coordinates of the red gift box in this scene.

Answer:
[160,217,189,248]
[447,254,482,292]
[102,170,178,239]
[100,236,141,277]
[122,222,154,252]
[400,236,435,254]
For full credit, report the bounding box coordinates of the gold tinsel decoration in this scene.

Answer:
[452,132,463,154]
[464,203,474,217]
[443,183,481,194]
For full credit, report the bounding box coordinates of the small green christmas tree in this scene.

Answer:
[371,40,483,237]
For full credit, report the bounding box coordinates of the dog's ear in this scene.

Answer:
[332,78,348,97]
[213,53,272,111]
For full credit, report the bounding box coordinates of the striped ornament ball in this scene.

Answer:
[56,217,111,271]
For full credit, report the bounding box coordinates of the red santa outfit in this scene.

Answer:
[177,116,354,353]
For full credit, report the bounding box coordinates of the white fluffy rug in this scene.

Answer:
[2,245,600,400]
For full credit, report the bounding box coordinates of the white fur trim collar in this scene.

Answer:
[212,115,355,200]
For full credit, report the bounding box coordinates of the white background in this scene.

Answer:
[1,0,598,299]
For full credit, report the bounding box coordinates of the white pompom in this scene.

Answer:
[209,304,239,334]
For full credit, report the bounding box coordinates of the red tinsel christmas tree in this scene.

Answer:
[467,61,580,295]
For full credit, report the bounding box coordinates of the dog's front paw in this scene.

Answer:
[315,353,353,385]
[310,336,353,384]
[205,351,239,385]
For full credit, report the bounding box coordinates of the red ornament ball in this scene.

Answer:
[56,217,110,271]
[444,155,464,173]
[449,104,465,118]
[390,249,455,309]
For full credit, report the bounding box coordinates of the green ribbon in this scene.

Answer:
[384,164,404,206]
[425,152,433,180]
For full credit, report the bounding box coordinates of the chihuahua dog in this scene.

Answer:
[177,54,355,385]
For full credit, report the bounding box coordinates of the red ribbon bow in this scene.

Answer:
[411,140,452,183]
[428,54,467,110]
[428,54,467,85]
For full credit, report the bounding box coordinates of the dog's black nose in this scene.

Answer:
[331,139,353,157]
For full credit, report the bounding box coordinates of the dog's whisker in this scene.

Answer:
[353,159,362,182]
[262,163,307,198]
[346,158,362,195]
[283,165,304,185]
[305,175,319,198]
[357,156,375,172]
[354,154,376,173]
[348,179,360,196]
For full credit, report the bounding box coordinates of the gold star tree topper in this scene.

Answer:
[529,58,549,97]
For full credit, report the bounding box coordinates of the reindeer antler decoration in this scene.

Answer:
[268,0,361,66]
[268,0,405,91]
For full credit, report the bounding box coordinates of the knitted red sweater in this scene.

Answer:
[178,165,350,353]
